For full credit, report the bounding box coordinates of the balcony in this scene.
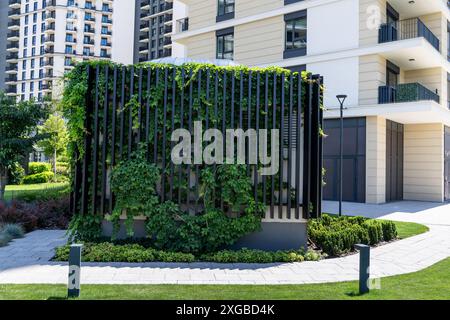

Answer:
[378,83,440,104]
[379,18,440,52]
[176,18,189,33]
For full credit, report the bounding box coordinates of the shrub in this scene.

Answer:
[55,162,69,176]
[28,162,51,175]
[381,220,398,241]
[1,223,24,239]
[308,214,398,256]
[52,242,322,264]
[8,162,25,185]
[0,198,71,232]
[0,232,12,247]
[22,171,54,184]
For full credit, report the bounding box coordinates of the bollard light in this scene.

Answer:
[354,244,370,294]
[68,244,83,298]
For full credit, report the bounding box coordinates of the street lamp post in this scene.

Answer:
[336,95,347,217]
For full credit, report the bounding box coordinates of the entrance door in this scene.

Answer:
[444,127,450,201]
[386,120,404,202]
[323,118,366,203]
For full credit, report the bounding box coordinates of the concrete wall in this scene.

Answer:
[188,0,217,30]
[366,116,387,204]
[359,0,386,47]
[235,0,283,20]
[234,16,283,66]
[404,67,445,108]
[404,123,444,202]
[359,54,386,106]
[112,0,135,64]
[182,31,216,60]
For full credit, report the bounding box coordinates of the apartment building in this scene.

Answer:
[135,0,176,62]
[0,1,9,91]
[171,0,450,204]
[4,0,134,101]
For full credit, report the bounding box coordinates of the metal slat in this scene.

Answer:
[161,68,168,202]
[270,73,276,219]
[278,74,285,219]
[91,65,101,215]
[128,66,134,158]
[287,75,293,219]
[295,74,302,219]
[109,66,118,213]
[100,66,109,215]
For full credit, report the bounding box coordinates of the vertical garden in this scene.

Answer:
[61,61,323,253]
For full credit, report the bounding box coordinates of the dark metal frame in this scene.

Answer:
[70,65,323,222]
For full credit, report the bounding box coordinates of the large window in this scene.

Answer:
[284,11,307,59]
[216,28,234,60]
[217,0,235,22]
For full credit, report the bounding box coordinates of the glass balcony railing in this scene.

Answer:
[378,83,440,104]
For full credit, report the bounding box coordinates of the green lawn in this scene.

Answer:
[393,221,429,239]
[4,183,68,201]
[0,258,449,300]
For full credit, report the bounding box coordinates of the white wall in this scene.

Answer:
[308,57,359,109]
[111,0,135,64]
[308,0,359,56]
[172,0,188,58]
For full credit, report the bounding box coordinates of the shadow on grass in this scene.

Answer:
[47,296,68,300]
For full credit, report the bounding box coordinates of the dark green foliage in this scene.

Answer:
[308,214,398,256]
[146,203,261,254]
[53,242,322,264]
[28,162,52,175]
[22,171,54,185]
[7,162,25,185]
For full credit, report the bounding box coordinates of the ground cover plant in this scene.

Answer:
[0,223,24,247]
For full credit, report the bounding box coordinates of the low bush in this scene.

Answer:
[53,242,323,264]
[1,223,24,239]
[308,214,398,256]
[0,232,12,247]
[0,197,71,232]
[28,162,51,175]
[22,171,54,185]
[55,162,70,176]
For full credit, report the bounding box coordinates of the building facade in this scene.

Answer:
[171,0,450,204]
[135,0,175,62]
[0,1,9,91]
[4,0,135,101]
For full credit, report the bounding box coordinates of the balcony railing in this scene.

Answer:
[378,83,440,104]
[379,18,440,52]
[176,18,189,33]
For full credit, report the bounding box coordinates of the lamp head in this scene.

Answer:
[336,95,347,106]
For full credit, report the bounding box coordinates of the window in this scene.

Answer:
[284,10,307,59]
[216,28,234,60]
[217,0,235,22]
[285,0,304,4]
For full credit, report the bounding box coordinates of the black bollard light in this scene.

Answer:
[68,244,83,298]
[354,244,370,294]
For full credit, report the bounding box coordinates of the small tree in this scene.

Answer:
[0,92,49,201]
[37,113,68,174]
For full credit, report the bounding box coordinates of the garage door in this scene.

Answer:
[323,118,366,203]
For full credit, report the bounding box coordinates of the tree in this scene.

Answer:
[0,92,49,201]
[37,113,68,174]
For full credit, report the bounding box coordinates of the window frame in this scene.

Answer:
[216,0,235,22]
[284,10,307,59]
[216,27,234,60]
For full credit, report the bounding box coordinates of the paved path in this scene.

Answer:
[0,201,449,285]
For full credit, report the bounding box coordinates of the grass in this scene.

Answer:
[4,183,69,201]
[393,221,429,239]
[0,258,449,300]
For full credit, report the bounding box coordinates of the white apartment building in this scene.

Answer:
[5,0,135,101]
[171,0,450,204]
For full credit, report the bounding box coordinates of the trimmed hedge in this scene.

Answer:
[22,171,54,184]
[53,242,323,264]
[28,162,51,175]
[308,215,398,256]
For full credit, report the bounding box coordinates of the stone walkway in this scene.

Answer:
[0,201,449,285]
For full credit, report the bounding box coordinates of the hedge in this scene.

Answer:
[53,242,322,263]
[308,214,398,256]
[28,162,51,175]
[22,171,54,184]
